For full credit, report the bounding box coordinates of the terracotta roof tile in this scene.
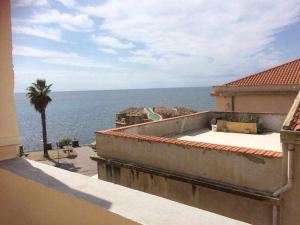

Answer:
[225,58,300,87]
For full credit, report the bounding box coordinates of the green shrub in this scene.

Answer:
[59,137,72,147]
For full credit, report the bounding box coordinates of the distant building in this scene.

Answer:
[211,59,300,113]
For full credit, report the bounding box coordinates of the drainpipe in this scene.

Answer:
[272,144,295,225]
[272,205,279,225]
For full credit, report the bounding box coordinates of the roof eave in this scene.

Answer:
[211,84,300,96]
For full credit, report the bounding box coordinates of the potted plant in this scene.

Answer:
[216,115,262,134]
[72,138,79,148]
[58,137,72,149]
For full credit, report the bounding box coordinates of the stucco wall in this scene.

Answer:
[215,94,296,114]
[118,111,285,138]
[234,94,297,113]
[96,134,282,192]
[0,168,140,225]
[0,0,19,160]
[97,161,273,225]
[120,112,212,136]
[216,96,233,111]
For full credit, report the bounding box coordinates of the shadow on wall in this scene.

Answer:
[0,158,112,209]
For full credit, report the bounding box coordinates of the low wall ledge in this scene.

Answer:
[0,158,251,225]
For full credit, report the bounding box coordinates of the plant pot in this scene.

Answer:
[211,124,217,132]
[244,128,251,134]
[226,121,257,134]
[72,140,79,148]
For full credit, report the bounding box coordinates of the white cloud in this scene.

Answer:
[82,0,300,77]
[46,57,111,69]
[13,45,110,69]
[13,45,76,57]
[91,35,134,49]
[56,0,76,7]
[119,49,167,65]
[12,0,48,7]
[11,0,300,90]
[13,26,64,42]
[98,48,118,55]
[31,9,94,32]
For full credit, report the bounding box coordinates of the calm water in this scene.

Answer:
[15,87,215,151]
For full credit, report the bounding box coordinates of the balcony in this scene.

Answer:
[0,157,250,225]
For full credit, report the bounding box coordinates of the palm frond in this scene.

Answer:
[26,79,52,113]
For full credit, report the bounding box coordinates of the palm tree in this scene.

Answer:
[26,79,52,157]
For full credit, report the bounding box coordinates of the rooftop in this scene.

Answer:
[224,58,300,87]
[174,129,282,152]
[96,111,284,196]
[100,111,285,158]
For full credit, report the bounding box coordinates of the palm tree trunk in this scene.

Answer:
[40,109,48,157]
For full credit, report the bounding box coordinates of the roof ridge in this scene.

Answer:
[225,58,300,86]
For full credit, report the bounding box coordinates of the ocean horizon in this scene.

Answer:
[15,86,215,151]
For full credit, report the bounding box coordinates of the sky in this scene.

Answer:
[12,0,300,92]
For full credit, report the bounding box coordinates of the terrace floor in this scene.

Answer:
[174,129,282,152]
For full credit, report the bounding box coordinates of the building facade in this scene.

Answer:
[94,60,300,225]
[211,59,300,113]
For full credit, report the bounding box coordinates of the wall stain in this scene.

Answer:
[192,184,197,196]
[241,154,265,164]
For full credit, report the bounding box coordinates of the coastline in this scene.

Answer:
[16,87,215,150]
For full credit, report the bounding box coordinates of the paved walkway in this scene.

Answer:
[38,146,98,176]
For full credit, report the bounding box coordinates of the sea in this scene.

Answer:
[15,87,215,151]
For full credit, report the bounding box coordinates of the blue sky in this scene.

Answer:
[12,0,300,92]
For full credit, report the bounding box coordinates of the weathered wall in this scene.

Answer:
[96,134,282,192]
[216,96,233,111]
[215,94,296,114]
[280,139,300,225]
[96,160,274,225]
[234,94,297,114]
[0,0,19,160]
[120,112,212,136]
[0,168,140,225]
